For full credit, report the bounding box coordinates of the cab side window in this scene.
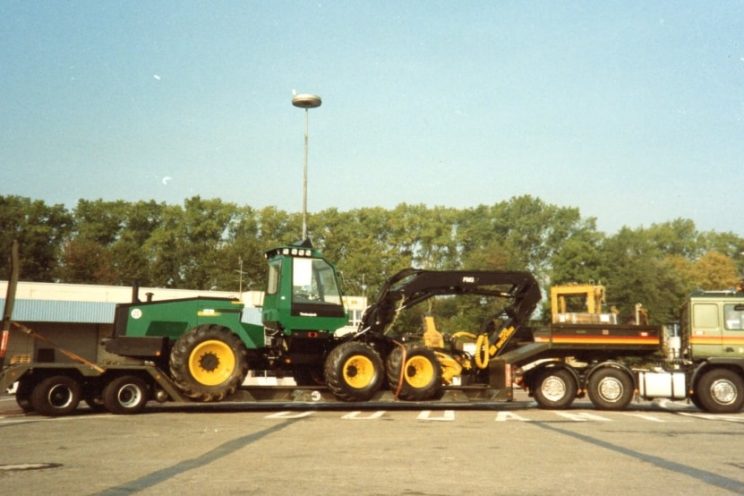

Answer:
[724,304,744,330]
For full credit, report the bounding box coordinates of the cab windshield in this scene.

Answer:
[292,257,342,305]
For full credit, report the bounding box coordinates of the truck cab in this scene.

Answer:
[682,290,744,360]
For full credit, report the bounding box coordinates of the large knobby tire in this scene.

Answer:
[30,375,82,417]
[587,367,634,410]
[386,344,443,401]
[103,375,150,414]
[324,341,384,401]
[533,368,577,409]
[169,325,249,402]
[695,369,744,413]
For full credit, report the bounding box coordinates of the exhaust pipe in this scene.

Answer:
[131,282,141,304]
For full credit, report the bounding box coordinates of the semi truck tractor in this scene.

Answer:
[1,241,743,416]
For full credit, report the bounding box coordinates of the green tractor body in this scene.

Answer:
[105,243,351,397]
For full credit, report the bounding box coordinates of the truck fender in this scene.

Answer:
[690,358,744,390]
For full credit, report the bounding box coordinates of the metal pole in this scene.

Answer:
[292,93,321,241]
[302,108,309,240]
[0,239,19,368]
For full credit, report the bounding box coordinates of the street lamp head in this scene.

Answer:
[292,93,322,109]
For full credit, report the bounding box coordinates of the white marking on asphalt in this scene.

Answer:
[678,412,744,423]
[417,410,455,421]
[555,411,611,422]
[264,411,315,419]
[623,413,666,422]
[341,411,386,420]
[495,411,531,422]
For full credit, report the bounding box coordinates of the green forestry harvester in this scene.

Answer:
[104,240,540,403]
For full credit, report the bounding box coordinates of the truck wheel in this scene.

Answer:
[324,341,384,401]
[30,375,82,416]
[587,368,634,410]
[103,375,149,414]
[696,369,744,413]
[16,379,35,413]
[169,324,249,402]
[386,344,443,401]
[533,368,577,409]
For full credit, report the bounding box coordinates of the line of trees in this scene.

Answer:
[1,194,742,325]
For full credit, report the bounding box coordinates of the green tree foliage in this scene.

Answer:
[2,194,742,330]
[0,196,72,281]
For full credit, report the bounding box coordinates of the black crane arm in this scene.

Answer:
[358,269,541,341]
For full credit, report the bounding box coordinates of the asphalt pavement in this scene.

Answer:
[1,393,743,496]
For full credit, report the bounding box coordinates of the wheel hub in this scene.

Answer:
[188,340,237,386]
[598,377,623,402]
[541,376,567,402]
[47,385,74,409]
[343,355,374,389]
[405,356,434,389]
[199,352,220,372]
[711,379,737,405]
[117,384,143,408]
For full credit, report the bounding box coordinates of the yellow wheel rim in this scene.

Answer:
[342,355,375,389]
[475,334,489,369]
[188,340,236,386]
[404,355,435,389]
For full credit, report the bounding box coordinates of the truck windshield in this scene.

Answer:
[292,258,342,305]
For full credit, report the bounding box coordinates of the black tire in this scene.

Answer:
[386,344,443,401]
[533,368,577,409]
[324,341,384,401]
[169,324,249,402]
[16,379,34,413]
[695,369,744,413]
[587,367,634,410]
[103,375,149,414]
[30,375,82,417]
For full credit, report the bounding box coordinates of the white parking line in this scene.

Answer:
[554,411,612,422]
[264,411,315,419]
[622,413,666,422]
[495,411,532,422]
[678,412,744,423]
[342,411,386,420]
[416,410,455,421]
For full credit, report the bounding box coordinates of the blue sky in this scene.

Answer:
[1,1,743,235]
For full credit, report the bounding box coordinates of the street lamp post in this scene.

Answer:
[292,93,322,241]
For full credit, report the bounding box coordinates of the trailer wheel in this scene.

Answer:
[533,368,577,409]
[16,379,35,413]
[386,344,443,401]
[324,341,384,401]
[103,375,149,414]
[169,324,249,402]
[587,368,634,410]
[696,369,744,413]
[30,375,82,417]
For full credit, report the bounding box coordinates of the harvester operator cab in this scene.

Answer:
[261,243,349,336]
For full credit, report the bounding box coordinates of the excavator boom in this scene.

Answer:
[358,269,541,349]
